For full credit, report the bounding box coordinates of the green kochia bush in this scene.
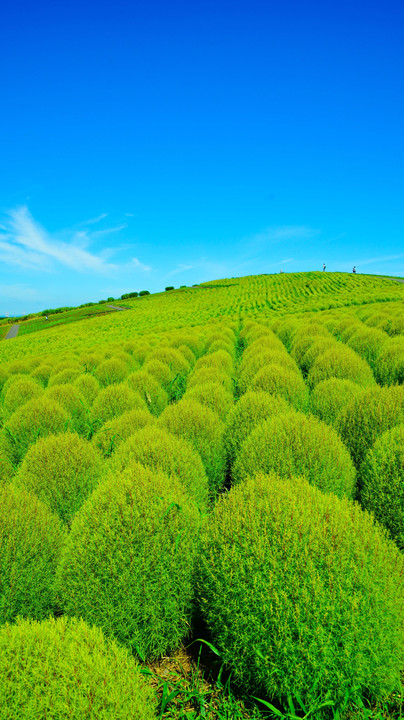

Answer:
[307,345,375,388]
[1,376,44,419]
[0,616,157,720]
[360,425,404,550]
[186,382,234,421]
[224,391,290,465]
[127,370,168,415]
[95,357,129,386]
[108,425,209,509]
[5,397,70,463]
[251,363,309,411]
[310,378,364,427]
[56,464,200,659]
[13,433,104,526]
[337,385,404,470]
[92,408,156,457]
[233,411,356,498]
[91,382,145,424]
[158,399,226,492]
[0,484,63,624]
[198,474,404,707]
[46,384,88,435]
[374,336,404,385]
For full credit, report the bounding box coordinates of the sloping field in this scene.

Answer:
[1,272,403,719]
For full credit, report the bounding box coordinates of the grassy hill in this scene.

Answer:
[0,271,403,719]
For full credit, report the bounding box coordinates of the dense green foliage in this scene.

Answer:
[0,484,63,624]
[14,433,103,525]
[233,411,356,498]
[360,425,404,550]
[0,616,157,720]
[198,473,404,706]
[56,464,200,659]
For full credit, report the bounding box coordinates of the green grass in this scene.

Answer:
[10,304,122,337]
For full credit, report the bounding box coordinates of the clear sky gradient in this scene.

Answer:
[1,0,403,315]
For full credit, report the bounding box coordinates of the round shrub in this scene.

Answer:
[108,425,209,509]
[147,347,190,375]
[0,367,9,393]
[186,382,234,421]
[300,337,337,375]
[194,350,234,375]
[346,326,387,368]
[78,351,103,372]
[374,336,404,385]
[56,464,200,659]
[0,616,157,720]
[92,408,155,457]
[46,384,87,435]
[95,357,128,386]
[187,367,233,393]
[127,371,168,415]
[91,382,145,424]
[5,397,70,463]
[158,399,226,492]
[14,433,103,526]
[0,484,63,623]
[30,362,53,387]
[198,473,404,706]
[310,378,364,427]
[337,385,404,469]
[47,367,82,387]
[360,425,404,549]
[251,364,309,411]
[307,345,375,388]
[224,391,290,464]
[177,343,197,365]
[2,376,44,419]
[239,350,297,393]
[143,359,172,385]
[73,372,100,404]
[233,411,356,498]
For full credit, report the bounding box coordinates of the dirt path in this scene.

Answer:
[106,305,128,311]
[5,324,20,339]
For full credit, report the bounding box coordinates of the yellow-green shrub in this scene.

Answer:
[186,382,233,421]
[310,378,364,426]
[91,382,145,424]
[0,484,63,623]
[187,367,233,393]
[73,372,100,404]
[2,376,44,419]
[47,367,82,387]
[0,432,14,486]
[0,616,157,720]
[158,399,226,492]
[143,359,172,385]
[346,326,387,368]
[300,337,337,375]
[0,367,9,393]
[147,347,190,375]
[92,408,155,457]
[108,425,209,509]
[127,370,168,415]
[239,350,297,393]
[337,385,404,469]
[374,336,404,385]
[194,349,234,374]
[30,363,53,387]
[360,425,404,549]
[224,391,290,464]
[46,384,87,435]
[5,398,70,463]
[233,411,356,498]
[307,345,375,388]
[95,357,129,386]
[14,433,103,526]
[198,474,404,706]
[251,364,309,411]
[56,465,200,659]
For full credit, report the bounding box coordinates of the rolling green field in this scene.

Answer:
[0,272,403,719]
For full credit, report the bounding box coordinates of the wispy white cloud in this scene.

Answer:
[279,258,295,265]
[165,263,195,278]
[81,212,108,225]
[0,206,151,276]
[127,257,151,272]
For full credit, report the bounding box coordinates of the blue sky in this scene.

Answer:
[1,0,403,315]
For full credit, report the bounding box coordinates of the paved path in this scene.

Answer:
[5,324,20,339]
[106,305,128,311]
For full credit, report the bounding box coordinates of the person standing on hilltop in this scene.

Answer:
[353,266,356,274]
[323,263,326,271]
